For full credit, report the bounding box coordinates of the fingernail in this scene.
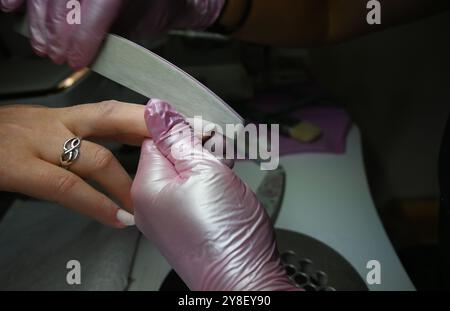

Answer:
[116,209,135,226]
[145,99,185,139]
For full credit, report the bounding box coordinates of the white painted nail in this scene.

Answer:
[116,209,135,226]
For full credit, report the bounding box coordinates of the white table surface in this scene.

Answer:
[129,126,415,291]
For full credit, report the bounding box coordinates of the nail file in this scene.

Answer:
[15,19,269,166]
[15,19,244,139]
[87,35,283,220]
[90,34,244,138]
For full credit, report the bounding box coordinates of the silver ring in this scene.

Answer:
[60,137,81,169]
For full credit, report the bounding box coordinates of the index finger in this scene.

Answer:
[60,100,149,145]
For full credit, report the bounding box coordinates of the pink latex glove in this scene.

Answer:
[0,0,224,70]
[1,0,122,69]
[131,99,298,291]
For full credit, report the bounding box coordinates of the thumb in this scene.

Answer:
[145,99,217,174]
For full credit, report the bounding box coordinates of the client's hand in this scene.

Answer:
[132,99,297,291]
[0,101,147,227]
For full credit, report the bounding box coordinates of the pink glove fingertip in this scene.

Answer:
[145,99,186,142]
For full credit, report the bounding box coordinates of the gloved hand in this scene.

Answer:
[0,0,123,69]
[131,99,298,291]
[0,0,225,70]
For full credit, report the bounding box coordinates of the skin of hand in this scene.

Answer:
[0,101,148,228]
[0,0,225,70]
[131,99,298,291]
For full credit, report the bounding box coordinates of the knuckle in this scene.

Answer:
[53,173,79,199]
[95,100,120,117]
[93,148,115,171]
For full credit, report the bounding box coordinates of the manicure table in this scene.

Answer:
[128,126,415,291]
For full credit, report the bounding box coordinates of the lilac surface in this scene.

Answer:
[279,106,352,155]
[249,93,352,155]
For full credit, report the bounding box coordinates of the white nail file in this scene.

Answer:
[91,34,244,138]
[16,18,244,139]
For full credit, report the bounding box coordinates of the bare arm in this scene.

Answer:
[218,0,450,46]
